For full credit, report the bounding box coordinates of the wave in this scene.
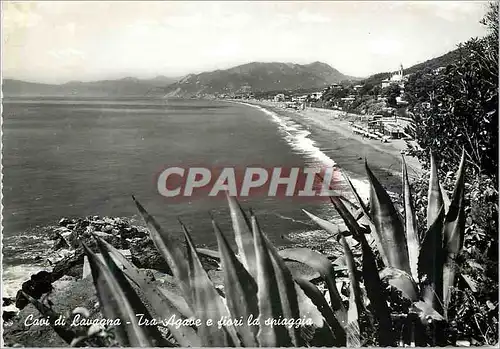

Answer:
[237,102,371,202]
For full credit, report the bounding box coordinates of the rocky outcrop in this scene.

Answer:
[7,215,221,321]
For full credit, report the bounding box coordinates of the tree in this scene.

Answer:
[405,2,498,179]
[382,83,401,107]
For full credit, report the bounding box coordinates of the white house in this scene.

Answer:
[381,64,407,89]
[274,93,285,102]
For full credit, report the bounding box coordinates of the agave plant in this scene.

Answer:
[25,151,466,347]
[302,151,466,346]
[78,194,350,347]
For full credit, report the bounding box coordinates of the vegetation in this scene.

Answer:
[401,4,499,346]
[21,150,486,347]
[405,2,498,177]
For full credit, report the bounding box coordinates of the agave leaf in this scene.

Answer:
[344,270,362,347]
[96,239,201,346]
[440,183,451,215]
[338,196,371,228]
[295,277,346,346]
[252,215,312,346]
[212,219,259,346]
[380,267,419,301]
[357,238,395,346]
[156,286,195,319]
[252,215,294,346]
[411,286,445,325]
[180,221,240,347]
[365,162,411,274]
[443,150,466,319]
[82,243,170,347]
[427,153,444,230]
[97,238,193,316]
[402,156,420,282]
[418,207,445,314]
[340,237,363,316]
[132,196,191,302]
[302,209,342,236]
[226,194,257,278]
[331,196,395,346]
[196,248,222,261]
[21,291,83,346]
[340,170,370,220]
[277,247,345,321]
[302,209,359,249]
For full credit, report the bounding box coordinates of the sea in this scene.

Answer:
[1,97,370,298]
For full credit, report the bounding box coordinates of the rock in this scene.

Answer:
[93,231,112,238]
[53,236,70,251]
[58,218,72,227]
[130,238,172,273]
[121,226,145,239]
[130,237,219,273]
[15,271,53,310]
[102,225,113,233]
[51,251,85,280]
[14,291,29,310]
[3,306,19,322]
[3,297,14,307]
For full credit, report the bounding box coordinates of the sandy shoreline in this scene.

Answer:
[235,100,422,196]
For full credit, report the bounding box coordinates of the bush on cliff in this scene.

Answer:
[405,2,498,178]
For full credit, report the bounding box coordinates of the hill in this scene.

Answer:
[362,48,461,86]
[164,61,357,98]
[2,76,179,97]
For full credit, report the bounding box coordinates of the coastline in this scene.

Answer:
[230,99,422,197]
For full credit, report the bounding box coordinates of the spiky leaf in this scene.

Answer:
[181,222,240,346]
[252,215,295,346]
[402,156,420,282]
[380,267,419,301]
[418,207,445,314]
[132,196,191,302]
[330,196,395,346]
[366,162,411,273]
[427,153,444,230]
[340,170,370,221]
[226,194,257,277]
[82,243,170,347]
[96,238,201,346]
[443,150,466,318]
[295,277,346,346]
[339,236,363,347]
[212,219,259,346]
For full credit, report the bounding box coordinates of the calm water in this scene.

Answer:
[2,97,348,295]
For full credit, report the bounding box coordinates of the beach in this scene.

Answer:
[238,100,422,195]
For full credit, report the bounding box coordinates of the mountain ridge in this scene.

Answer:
[163,61,357,98]
[2,76,179,97]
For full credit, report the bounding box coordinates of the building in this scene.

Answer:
[383,123,405,139]
[274,93,285,102]
[310,91,323,100]
[381,64,407,89]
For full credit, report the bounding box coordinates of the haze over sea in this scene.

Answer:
[3,97,363,296]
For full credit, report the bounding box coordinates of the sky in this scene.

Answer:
[2,1,491,84]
